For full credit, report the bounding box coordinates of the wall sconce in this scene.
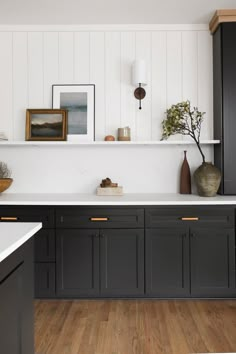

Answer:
[132,59,147,110]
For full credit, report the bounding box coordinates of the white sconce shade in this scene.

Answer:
[132,59,147,86]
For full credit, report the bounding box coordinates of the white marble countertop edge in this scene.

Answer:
[0,193,236,205]
[0,223,42,263]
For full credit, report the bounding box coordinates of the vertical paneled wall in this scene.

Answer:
[0,25,213,141]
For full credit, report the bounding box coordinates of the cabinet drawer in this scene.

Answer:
[0,206,54,228]
[56,208,144,229]
[34,229,55,262]
[35,263,55,298]
[146,207,234,228]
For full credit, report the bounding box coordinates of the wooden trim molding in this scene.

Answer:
[209,9,236,34]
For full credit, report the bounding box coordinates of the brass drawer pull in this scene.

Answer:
[1,216,18,221]
[181,217,199,221]
[90,217,109,222]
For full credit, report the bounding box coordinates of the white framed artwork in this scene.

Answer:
[52,84,95,141]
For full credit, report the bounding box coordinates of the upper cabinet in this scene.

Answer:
[212,20,236,194]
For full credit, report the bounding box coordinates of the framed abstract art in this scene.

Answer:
[52,84,95,141]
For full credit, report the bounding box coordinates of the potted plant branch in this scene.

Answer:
[161,101,221,197]
[0,162,13,193]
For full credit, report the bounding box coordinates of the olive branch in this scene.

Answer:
[161,100,206,163]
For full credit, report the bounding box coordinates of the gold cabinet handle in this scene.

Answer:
[90,217,109,222]
[1,216,18,221]
[181,217,199,221]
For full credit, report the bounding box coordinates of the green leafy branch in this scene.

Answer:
[161,101,206,163]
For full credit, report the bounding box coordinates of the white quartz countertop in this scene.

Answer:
[0,193,236,205]
[0,223,42,262]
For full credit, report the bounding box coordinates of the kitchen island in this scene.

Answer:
[0,223,42,354]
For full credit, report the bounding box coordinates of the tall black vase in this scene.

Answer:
[180,151,191,194]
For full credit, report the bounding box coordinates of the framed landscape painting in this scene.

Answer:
[52,84,95,141]
[26,109,67,141]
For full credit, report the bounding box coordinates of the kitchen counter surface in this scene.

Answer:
[0,222,42,262]
[0,193,236,205]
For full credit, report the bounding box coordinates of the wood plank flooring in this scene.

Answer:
[35,300,236,354]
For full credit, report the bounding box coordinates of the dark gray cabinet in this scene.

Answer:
[56,207,144,229]
[0,239,34,354]
[34,229,56,297]
[56,228,144,297]
[56,229,100,297]
[35,263,56,298]
[145,228,189,297]
[100,229,144,296]
[213,23,236,194]
[0,263,24,354]
[0,205,235,299]
[190,228,235,296]
[146,207,236,298]
[0,206,56,298]
[145,206,234,228]
[56,207,145,297]
[0,206,54,228]
[34,229,55,262]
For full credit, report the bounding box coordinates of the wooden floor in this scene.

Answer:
[35,299,236,354]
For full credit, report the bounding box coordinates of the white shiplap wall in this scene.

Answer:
[0,25,213,141]
[0,25,214,194]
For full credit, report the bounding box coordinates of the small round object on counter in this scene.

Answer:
[104,135,115,141]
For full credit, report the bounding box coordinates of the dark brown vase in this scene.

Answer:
[180,150,191,194]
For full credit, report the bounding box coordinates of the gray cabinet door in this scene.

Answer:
[145,228,190,297]
[35,263,56,298]
[100,229,144,296]
[190,228,236,297]
[56,229,99,297]
[0,264,23,354]
[0,240,34,354]
[34,229,55,262]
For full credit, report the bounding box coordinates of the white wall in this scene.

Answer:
[0,145,213,194]
[0,25,214,194]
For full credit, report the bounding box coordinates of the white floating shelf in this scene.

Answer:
[0,140,220,147]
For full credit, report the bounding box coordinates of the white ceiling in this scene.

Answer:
[0,0,235,24]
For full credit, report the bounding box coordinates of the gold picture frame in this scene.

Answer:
[26,109,67,141]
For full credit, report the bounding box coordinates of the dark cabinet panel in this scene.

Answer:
[0,205,56,297]
[56,207,144,229]
[145,228,189,297]
[100,229,144,296]
[0,206,54,228]
[221,24,236,194]
[0,240,34,354]
[213,23,236,194]
[190,228,236,296]
[213,25,223,193]
[56,229,100,297]
[146,207,234,228]
[35,263,56,298]
[0,264,23,354]
[0,204,235,300]
[34,229,55,262]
